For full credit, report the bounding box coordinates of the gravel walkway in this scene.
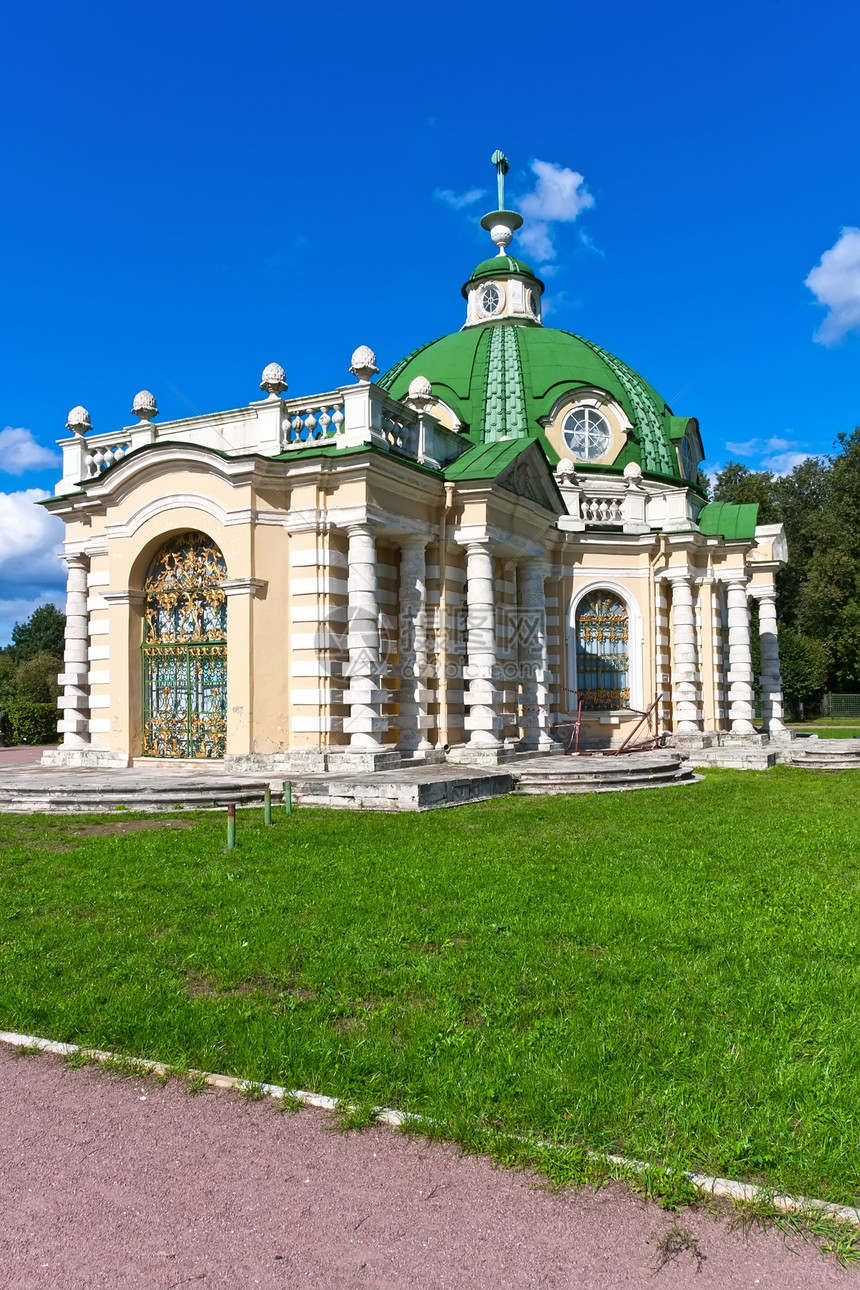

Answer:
[0,1047,850,1288]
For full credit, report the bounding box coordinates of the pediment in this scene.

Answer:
[494,442,562,513]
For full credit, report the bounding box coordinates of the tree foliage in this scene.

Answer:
[0,606,64,742]
[712,429,860,701]
[7,603,66,663]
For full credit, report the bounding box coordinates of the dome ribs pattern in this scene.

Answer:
[380,321,686,481]
[483,325,528,442]
[377,338,446,393]
[562,333,675,477]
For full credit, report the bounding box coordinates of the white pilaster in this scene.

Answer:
[463,542,502,748]
[667,575,701,734]
[757,591,785,733]
[396,536,432,752]
[726,578,756,734]
[57,553,90,748]
[343,523,387,751]
[518,558,556,751]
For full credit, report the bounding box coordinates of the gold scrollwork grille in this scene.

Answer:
[142,533,227,757]
[575,592,630,710]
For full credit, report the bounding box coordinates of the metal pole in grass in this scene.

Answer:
[226,803,236,849]
[283,780,292,814]
[263,785,272,826]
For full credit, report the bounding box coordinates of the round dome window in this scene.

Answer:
[480,284,501,315]
[563,407,612,460]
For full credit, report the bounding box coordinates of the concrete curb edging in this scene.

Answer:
[3,1028,859,1230]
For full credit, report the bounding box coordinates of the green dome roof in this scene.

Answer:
[462,255,543,297]
[378,323,688,480]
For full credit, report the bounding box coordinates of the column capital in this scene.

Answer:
[398,534,429,554]
[746,585,777,603]
[61,550,90,571]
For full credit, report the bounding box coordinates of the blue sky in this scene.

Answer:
[1,0,858,643]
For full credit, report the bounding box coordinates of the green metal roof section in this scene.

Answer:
[461,255,544,296]
[443,438,532,480]
[375,336,447,393]
[380,321,688,481]
[698,501,759,540]
[560,333,675,476]
[483,325,527,442]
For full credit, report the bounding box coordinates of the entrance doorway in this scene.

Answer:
[142,532,227,758]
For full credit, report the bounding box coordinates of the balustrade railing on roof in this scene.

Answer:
[581,495,625,524]
[280,392,346,448]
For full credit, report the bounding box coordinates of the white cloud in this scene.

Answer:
[518,221,555,263]
[719,436,817,477]
[805,227,860,344]
[517,160,594,265]
[724,438,762,455]
[434,187,487,210]
[0,489,65,588]
[761,449,812,475]
[0,427,59,475]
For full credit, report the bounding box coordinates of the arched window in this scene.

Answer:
[142,532,227,758]
[575,592,630,710]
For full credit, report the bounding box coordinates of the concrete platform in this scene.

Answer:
[512,751,699,793]
[787,737,860,770]
[0,749,706,814]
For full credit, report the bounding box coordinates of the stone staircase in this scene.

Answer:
[511,751,699,795]
[787,738,860,771]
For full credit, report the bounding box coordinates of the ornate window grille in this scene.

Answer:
[575,592,630,710]
[142,532,227,758]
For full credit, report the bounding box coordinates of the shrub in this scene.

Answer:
[1,702,60,746]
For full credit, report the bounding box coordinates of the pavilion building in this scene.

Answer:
[41,155,788,771]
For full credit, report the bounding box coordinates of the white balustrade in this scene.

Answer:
[83,439,132,477]
[581,495,625,524]
[281,395,346,448]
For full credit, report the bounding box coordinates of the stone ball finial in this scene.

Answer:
[260,362,287,397]
[349,345,378,382]
[132,390,158,422]
[66,406,92,435]
[556,457,575,478]
[406,374,433,409]
[623,461,643,481]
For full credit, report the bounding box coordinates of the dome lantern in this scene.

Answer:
[461,151,544,329]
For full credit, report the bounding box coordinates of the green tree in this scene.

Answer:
[7,604,65,663]
[778,628,830,716]
[712,462,782,523]
[15,651,61,704]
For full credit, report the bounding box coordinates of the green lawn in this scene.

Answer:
[797,728,860,740]
[2,768,859,1207]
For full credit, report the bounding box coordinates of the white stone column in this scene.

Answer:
[667,575,701,734]
[518,558,556,751]
[463,541,502,749]
[343,523,388,752]
[396,536,432,752]
[758,591,786,734]
[57,553,90,749]
[726,577,756,734]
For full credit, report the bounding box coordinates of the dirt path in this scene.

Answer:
[0,1047,850,1289]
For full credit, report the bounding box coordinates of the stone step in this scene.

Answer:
[0,780,275,813]
[512,752,697,794]
[788,758,860,771]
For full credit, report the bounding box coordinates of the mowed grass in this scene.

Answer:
[1,768,859,1206]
